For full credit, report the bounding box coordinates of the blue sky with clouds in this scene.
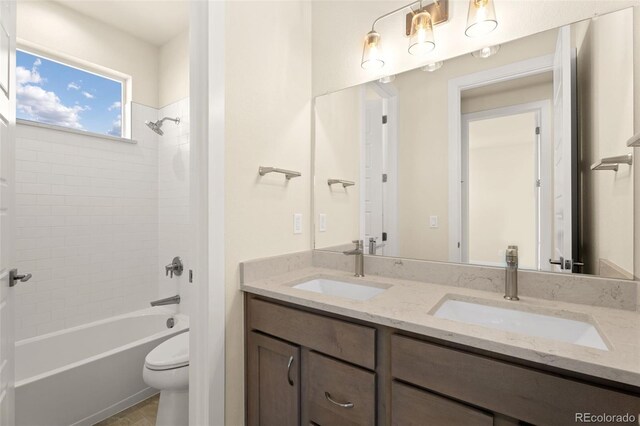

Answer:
[17,50,122,137]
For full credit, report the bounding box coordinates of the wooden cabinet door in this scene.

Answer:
[247,332,300,426]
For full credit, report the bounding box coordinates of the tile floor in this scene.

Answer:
[94,394,159,426]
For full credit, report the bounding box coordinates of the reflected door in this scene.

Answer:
[551,26,579,273]
[364,99,384,254]
[0,0,16,423]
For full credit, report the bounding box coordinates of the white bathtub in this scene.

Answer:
[15,307,189,426]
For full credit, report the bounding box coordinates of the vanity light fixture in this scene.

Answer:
[421,61,443,72]
[408,10,435,56]
[361,0,449,69]
[471,44,500,58]
[361,30,385,70]
[379,75,396,84]
[465,0,498,37]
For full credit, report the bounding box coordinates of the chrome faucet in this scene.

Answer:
[343,240,364,277]
[165,256,184,278]
[150,295,181,306]
[504,245,519,301]
[368,237,385,255]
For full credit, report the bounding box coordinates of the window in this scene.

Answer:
[16,50,124,137]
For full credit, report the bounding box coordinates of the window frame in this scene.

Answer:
[16,41,133,140]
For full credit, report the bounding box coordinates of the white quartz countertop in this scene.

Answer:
[241,266,640,387]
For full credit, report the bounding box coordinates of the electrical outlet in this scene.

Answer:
[429,215,438,228]
[319,213,327,232]
[293,213,303,234]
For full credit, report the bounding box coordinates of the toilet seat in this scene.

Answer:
[145,331,189,371]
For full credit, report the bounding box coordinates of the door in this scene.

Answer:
[364,99,384,254]
[247,332,300,426]
[0,1,16,424]
[551,26,579,272]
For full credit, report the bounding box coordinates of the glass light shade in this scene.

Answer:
[465,0,498,37]
[421,61,443,72]
[408,11,435,56]
[361,31,384,70]
[471,44,500,58]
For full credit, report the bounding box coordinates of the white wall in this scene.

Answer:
[14,103,159,340]
[575,9,634,277]
[223,1,312,424]
[311,0,636,96]
[17,1,160,108]
[314,86,361,249]
[159,31,189,108]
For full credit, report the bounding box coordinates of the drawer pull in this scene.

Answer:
[287,356,294,386]
[324,392,354,409]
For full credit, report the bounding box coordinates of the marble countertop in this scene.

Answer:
[241,266,640,387]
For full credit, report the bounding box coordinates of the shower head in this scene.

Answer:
[145,116,180,136]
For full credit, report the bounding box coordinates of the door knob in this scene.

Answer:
[9,269,32,287]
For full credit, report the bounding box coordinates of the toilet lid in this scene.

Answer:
[145,331,189,371]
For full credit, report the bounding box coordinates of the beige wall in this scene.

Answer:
[633,6,640,286]
[17,0,160,107]
[468,113,537,268]
[224,2,312,425]
[314,86,361,248]
[311,0,636,96]
[575,9,634,276]
[159,30,189,108]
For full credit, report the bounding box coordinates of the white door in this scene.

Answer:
[551,26,578,272]
[364,99,384,254]
[0,0,16,424]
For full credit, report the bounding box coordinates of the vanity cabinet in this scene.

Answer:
[245,294,640,426]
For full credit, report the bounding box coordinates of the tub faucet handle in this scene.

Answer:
[165,257,184,278]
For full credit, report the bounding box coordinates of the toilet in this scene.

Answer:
[143,331,190,426]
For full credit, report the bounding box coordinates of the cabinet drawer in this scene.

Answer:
[248,297,375,368]
[391,334,640,425]
[307,351,376,426]
[392,381,493,426]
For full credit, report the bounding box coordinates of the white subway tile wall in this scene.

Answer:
[14,101,189,340]
[158,98,191,316]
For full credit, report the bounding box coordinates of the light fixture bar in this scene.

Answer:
[371,0,440,31]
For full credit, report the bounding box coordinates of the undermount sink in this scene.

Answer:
[292,278,387,301]
[432,298,608,351]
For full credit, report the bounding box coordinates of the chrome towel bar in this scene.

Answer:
[328,178,355,188]
[258,166,301,180]
[590,153,632,172]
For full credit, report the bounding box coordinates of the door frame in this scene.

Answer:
[359,82,399,256]
[447,54,554,263]
[461,101,552,270]
[189,2,226,425]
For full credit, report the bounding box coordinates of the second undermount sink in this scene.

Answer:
[432,298,608,351]
[292,278,387,301]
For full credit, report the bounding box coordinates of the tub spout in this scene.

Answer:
[150,295,181,307]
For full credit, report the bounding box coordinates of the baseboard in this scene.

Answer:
[72,387,160,426]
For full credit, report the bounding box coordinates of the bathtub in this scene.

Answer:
[15,307,189,426]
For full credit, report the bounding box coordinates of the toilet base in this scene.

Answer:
[156,389,189,426]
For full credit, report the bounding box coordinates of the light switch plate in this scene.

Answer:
[429,215,438,228]
[293,213,303,234]
[319,213,327,232]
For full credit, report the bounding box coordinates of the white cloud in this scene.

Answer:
[67,82,80,90]
[17,57,85,129]
[107,114,121,137]
[81,91,94,99]
[108,101,121,111]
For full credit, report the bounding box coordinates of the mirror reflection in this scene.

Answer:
[314,8,634,278]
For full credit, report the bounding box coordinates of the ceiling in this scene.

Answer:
[54,0,189,46]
